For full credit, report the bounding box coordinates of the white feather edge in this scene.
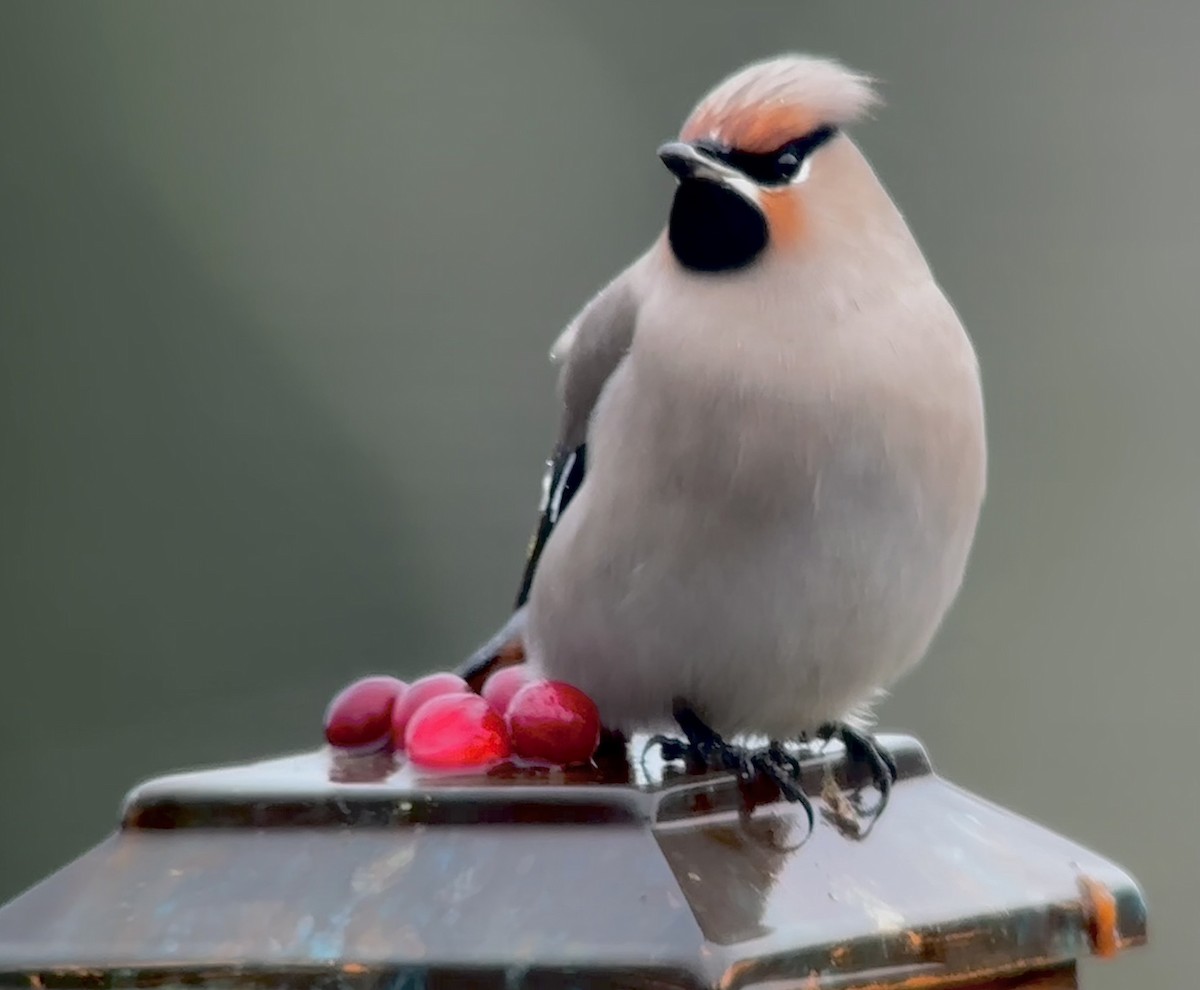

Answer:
[549,320,579,364]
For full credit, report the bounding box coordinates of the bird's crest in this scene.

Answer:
[681,54,880,153]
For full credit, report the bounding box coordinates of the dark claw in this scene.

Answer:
[642,702,815,832]
[817,722,898,813]
[745,746,815,834]
[766,741,803,779]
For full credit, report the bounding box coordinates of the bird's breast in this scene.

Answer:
[617,268,985,512]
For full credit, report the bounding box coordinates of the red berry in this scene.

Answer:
[404,694,511,769]
[391,672,470,749]
[480,664,534,716]
[506,680,601,766]
[323,675,408,752]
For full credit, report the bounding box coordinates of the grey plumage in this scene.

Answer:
[467,55,986,743]
[551,272,639,453]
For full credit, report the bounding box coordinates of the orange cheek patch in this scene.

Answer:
[761,189,803,247]
[683,104,818,154]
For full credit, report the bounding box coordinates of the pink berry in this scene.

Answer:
[323,675,408,752]
[480,665,534,716]
[391,672,470,749]
[405,694,512,769]
[506,680,601,766]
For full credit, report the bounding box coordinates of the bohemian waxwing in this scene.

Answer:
[460,53,986,807]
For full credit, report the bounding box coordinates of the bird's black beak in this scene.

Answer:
[658,141,750,195]
[658,141,711,182]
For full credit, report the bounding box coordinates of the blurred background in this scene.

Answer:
[1,2,1195,986]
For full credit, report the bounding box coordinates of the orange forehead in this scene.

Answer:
[681,103,819,154]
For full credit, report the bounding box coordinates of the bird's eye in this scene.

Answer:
[697,124,839,187]
[774,151,801,182]
[714,146,805,186]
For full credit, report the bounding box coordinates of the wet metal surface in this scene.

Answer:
[0,734,1147,989]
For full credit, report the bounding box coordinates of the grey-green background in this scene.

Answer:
[1,3,1193,986]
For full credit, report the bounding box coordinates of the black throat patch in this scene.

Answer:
[668,178,768,274]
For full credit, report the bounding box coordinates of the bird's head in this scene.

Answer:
[660,54,880,275]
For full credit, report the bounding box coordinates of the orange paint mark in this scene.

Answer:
[1078,875,1121,959]
[684,104,818,153]
[761,188,803,247]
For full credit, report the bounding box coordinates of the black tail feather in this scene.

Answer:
[454,606,528,690]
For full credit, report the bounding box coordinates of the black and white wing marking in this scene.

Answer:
[454,443,585,687]
[513,443,586,607]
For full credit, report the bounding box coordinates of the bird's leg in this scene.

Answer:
[672,703,743,771]
[646,702,814,828]
[646,702,733,771]
[816,722,898,810]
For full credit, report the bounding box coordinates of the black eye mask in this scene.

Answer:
[694,124,839,186]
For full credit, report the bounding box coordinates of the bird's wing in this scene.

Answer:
[457,269,639,687]
[516,268,639,606]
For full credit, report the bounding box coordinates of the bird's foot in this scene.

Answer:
[648,704,737,772]
[735,742,815,833]
[814,721,898,815]
[646,702,814,830]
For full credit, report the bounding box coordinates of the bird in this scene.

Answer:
[459,53,987,809]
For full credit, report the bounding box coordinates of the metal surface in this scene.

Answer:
[0,735,1147,989]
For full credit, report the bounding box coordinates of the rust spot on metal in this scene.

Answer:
[922,926,975,962]
[851,959,1066,990]
[1078,874,1120,959]
[718,957,757,990]
[903,929,925,956]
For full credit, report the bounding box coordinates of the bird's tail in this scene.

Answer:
[454,606,529,691]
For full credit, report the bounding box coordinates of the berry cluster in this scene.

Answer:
[322,666,601,771]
